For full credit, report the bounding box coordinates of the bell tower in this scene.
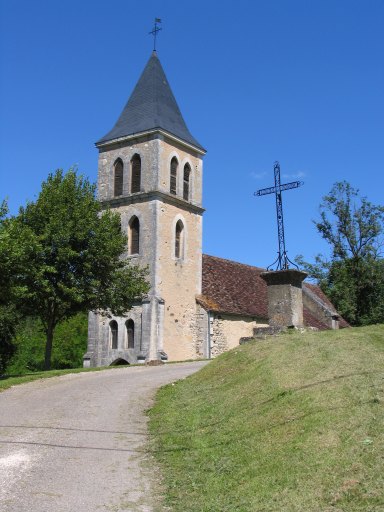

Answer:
[84,51,206,366]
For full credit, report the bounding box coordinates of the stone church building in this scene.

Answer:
[83,52,346,367]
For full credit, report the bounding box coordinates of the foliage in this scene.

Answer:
[149,325,384,512]
[316,181,384,259]
[7,313,88,374]
[0,305,17,374]
[297,181,384,325]
[1,169,149,370]
[0,200,18,373]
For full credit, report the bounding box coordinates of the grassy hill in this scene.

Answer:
[149,325,384,512]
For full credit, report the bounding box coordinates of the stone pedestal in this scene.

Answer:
[261,269,307,328]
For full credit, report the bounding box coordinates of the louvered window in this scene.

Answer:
[129,216,140,255]
[175,220,184,259]
[131,154,141,193]
[126,319,135,349]
[110,320,118,349]
[114,159,123,196]
[170,157,178,195]
[183,164,191,201]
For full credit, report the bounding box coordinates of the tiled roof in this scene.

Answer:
[199,254,268,318]
[97,52,205,151]
[199,254,347,329]
[304,282,337,311]
[303,282,350,328]
[303,308,330,330]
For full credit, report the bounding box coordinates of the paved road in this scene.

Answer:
[0,362,208,512]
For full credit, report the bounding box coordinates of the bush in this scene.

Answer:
[0,305,17,374]
[6,313,88,375]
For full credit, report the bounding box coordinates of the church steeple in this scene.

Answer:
[97,52,204,152]
[87,49,206,367]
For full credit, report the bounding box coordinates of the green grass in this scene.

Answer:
[148,325,384,512]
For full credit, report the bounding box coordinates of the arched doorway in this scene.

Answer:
[110,358,129,366]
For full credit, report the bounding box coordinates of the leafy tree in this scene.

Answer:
[0,304,17,375]
[2,169,149,370]
[7,313,88,374]
[297,181,384,325]
[0,200,18,373]
[315,181,383,260]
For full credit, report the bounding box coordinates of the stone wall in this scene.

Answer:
[210,314,268,357]
[194,305,268,359]
[194,304,209,358]
[261,270,307,327]
[97,135,159,201]
[97,133,203,207]
[158,138,203,205]
[85,304,145,367]
[157,201,202,361]
[85,133,205,366]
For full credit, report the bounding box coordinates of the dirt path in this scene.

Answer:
[0,362,208,512]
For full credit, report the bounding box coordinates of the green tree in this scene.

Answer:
[297,181,384,325]
[7,313,88,374]
[0,200,18,373]
[2,169,149,370]
[0,304,17,374]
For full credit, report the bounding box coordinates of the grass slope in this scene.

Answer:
[149,325,384,512]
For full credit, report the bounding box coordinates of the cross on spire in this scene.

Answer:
[149,18,162,51]
[255,161,304,271]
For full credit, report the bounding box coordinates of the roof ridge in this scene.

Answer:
[203,253,266,271]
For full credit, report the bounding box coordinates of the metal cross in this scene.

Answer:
[149,18,162,51]
[254,161,304,271]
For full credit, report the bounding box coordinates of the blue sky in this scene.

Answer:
[1,0,383,268]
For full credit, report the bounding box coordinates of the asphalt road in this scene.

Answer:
[0,362,208,512]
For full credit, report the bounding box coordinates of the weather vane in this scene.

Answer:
[149,18,162,51]
[255,161,304,271]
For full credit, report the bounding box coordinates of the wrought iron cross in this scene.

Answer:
[149,18,162,51]
[254,161,303,271]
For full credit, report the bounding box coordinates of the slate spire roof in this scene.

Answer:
[97,52,204,151]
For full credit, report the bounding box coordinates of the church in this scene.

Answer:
[83,51,346,368]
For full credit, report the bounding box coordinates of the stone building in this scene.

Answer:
[84,52,346,367]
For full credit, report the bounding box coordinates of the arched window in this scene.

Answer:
[183,163,191,201]
[170,157,178,195]
[110,320,118,349]
[129,216,140,255]
[175,220,184,259]
[114,159,123,197]
[126,319,135,349]
[131,154,141,193]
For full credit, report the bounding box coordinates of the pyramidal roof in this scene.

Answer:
[97,52,205,151]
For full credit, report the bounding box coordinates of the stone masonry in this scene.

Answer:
[261,269,308,327]
[84,132,205,366]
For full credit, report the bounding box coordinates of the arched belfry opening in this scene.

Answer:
[183,163,191,200]
[114,159,124,197]
[170,157,178,195]
[131,154,141,193]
